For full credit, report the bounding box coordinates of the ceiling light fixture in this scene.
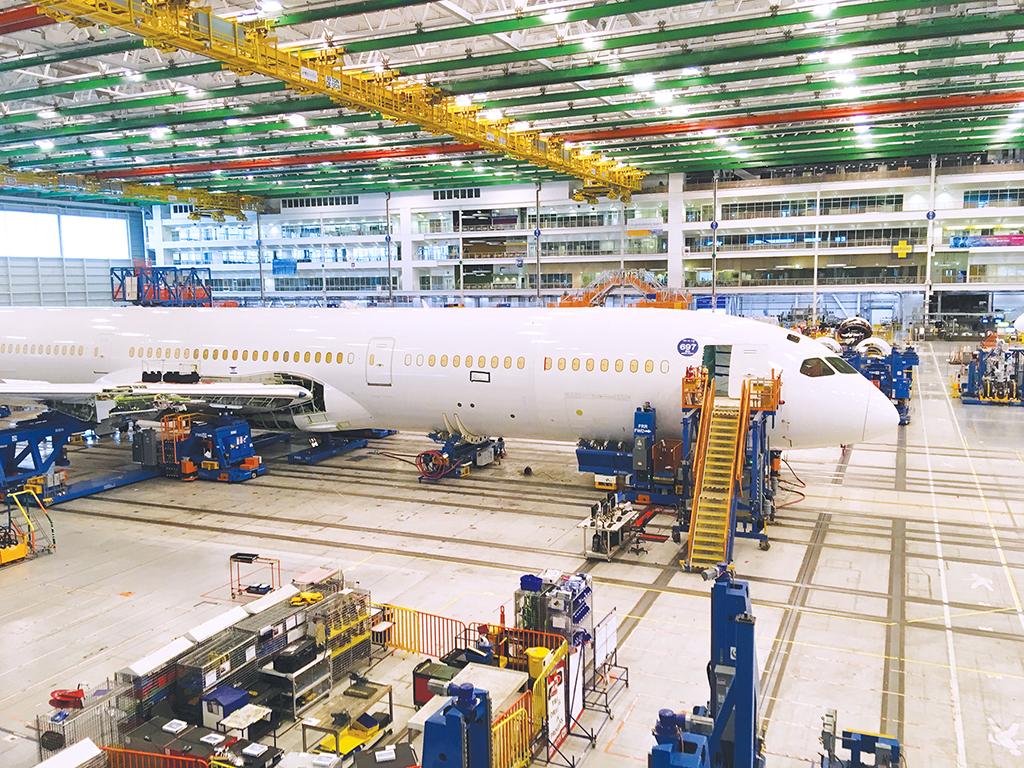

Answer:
[632,72,656,91]
[35,139,55,151]
[149,126,171,140]
[853,124,870,135]
[833,70,857,84]
[37,109,59,119]
[327,125,347,136]
[582,36,603,51]
[839,87,862,100]
[828,50,854,66]
[812,2,836,17]
[653,91,674,105]
[482,108,504,121]
[90,148,105,158]
[680,67,701,78]
[541,10,569,23]
[286,113,308,128]
[454,94,473,108]
[366,135,382,145]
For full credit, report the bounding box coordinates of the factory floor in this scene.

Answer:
[1,341,1022,768]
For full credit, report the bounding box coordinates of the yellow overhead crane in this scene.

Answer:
[31,0,646,201]
[0,166,262,220]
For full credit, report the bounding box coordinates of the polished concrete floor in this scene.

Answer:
[1,341,1022,767]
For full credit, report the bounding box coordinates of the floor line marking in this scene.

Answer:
[918,344,967,768]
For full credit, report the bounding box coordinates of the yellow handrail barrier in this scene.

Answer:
[685,377,716,559]
[492,693,533,768]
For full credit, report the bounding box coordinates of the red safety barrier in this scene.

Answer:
[103,747,208,768]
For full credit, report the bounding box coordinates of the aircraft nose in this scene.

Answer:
[862,387,900,441]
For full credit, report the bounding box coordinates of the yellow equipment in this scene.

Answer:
[31,0,645,200]
[291,591,325,606]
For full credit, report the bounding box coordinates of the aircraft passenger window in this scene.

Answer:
[630,360,639,373]
[174,349,180,359]
[661,360,670,374]
[558,358,566,371]
[263,351,269,362]
[645,360,654,374]
[272,351,279,362]
[193,348,200,359]
[516,356,525,369]
[600,359,609,372]
[146,347,152,357]
[571,358,580,371]
[203,349,210,360]
[157,348,164,359]
[404,354,412,366]
[347,353,354,364]
[242,350,249,361]
[428,354,436,366]
[615,359,624,373]
[232,350,239,361]
[826,356,858,374]
[283,351,290,362]
[325,352,333,364]
[304,352,311,363]
[93,346,99,357]
[440,354,449,367]
[336,351,343,363]
[504,356,512,369]
[128,347,135,358]
[491,356,499,369]
[416,354,424,366]
[184,349,191,360]
[586,359,594,372]
[78,345,84,356]
[315,352,322,363]
[478,355,486,368]
[544,357,552,371]
[799,358,835,377]
[46,345,52,355]
[212,349,219,360]
[168,348,173,359]
[453,355,461,368]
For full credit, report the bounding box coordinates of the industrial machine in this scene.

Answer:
[416,415,505,482]
[515,570,593,647]
[957,337,1024,406]
[110,265,213,307]
[649,566,765,768]
[421,683,492,768]
[820,709,901,767]
[135,414,266,482]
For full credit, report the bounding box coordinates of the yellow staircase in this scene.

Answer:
[685,384,751,571]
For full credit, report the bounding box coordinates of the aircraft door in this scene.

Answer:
[365,337,395,386]
[727,344,770,398]
[93,333,116,375]
[702,344,732,397]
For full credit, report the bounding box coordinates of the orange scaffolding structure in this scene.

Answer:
[554,269,691,308]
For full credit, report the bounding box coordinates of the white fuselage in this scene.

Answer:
[0,307,898,449]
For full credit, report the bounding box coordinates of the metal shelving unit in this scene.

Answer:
[261,652,332,719]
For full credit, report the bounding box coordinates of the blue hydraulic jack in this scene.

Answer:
[841,347,919,425]
[820,710,901,767]
[649,565,765,768]
[421,683,492,768]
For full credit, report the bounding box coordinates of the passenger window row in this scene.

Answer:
[544,357,671,375]
[402,353,527,370]
[127,346,356,365]
[1,343,86,356]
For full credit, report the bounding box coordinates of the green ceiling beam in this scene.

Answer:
[0,38,142,74]
[2,62,224,104]
[403,0,960,78]
[273,0,435,27]
[342,0,708,54]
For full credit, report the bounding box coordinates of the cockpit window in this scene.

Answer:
[799,357,835,377]
[826,356,858,374]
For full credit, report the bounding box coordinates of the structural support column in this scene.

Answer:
[711,171,720,306]
[812,188,820,325]
[666,172,685,289]
[254,211,266,304]
[924,154,938,325]
[534,182,542,300]
[397,196,415,296]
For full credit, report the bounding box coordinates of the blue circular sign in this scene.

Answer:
[677,338,699,356]
[710,220,719,230]
[384,234,392,242]
[926,210,936,220]
[533,228,541,238]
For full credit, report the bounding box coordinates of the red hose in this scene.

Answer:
[415,450,450,480]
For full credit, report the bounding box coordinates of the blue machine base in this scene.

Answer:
[48,465,162,505]
[287,437,369,465]
[621,487,686,507]
[251,432,293,450]
[960,396,1024,407]
[196,464,267,482]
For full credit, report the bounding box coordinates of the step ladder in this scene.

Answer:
[8,489,56,556]
[685,383,752,571]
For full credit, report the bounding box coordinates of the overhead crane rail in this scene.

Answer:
[0,166,261,220]
[32,0,646,200]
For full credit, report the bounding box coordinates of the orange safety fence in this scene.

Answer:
[747,371,782,412]
[103,747,209,768]
[479,624,565,672]
[372,603,467,659]
[681,366,709,408]
[491,691,534,768]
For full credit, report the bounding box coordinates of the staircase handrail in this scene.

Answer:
[685,379,717,558]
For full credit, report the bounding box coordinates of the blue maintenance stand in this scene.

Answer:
[958,344,1024,406]
[421,683,492,768]
[49,466,162,506]
[287,435,369,465]
[841,347,919,425]
[820,710,901,767]
[110,266,213,307]
[649,567,766,768]
[577,402,778,554]
[0,412,87,494]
